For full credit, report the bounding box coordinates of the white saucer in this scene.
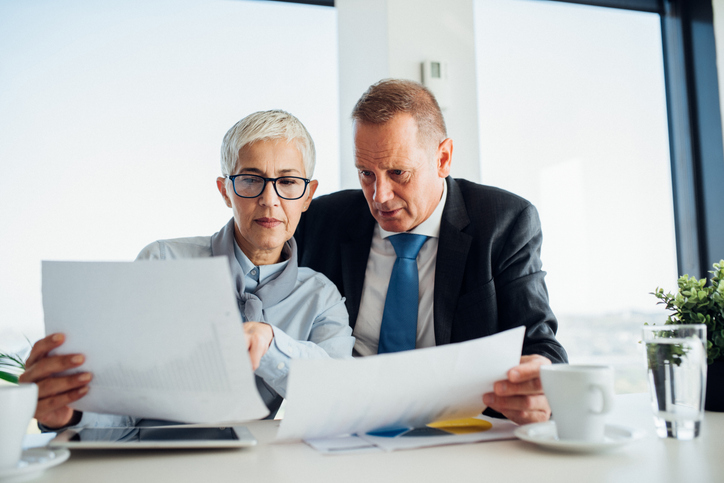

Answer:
[0,448,70,483]
[514,421,644,453]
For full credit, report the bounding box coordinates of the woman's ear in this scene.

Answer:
[302,179,318,212]
[217,177,233,208]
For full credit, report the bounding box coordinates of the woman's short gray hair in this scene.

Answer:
[220,110,316,178]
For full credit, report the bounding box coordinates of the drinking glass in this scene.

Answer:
[642,324,707,440]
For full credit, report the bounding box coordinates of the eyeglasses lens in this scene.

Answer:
[234,175,306,199]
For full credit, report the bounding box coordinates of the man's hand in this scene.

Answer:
[18,333,91,429]
[482,354,552,425]
[243,322,274,370]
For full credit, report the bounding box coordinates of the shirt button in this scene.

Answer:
[251,269,257,276]
[277,362,285,370]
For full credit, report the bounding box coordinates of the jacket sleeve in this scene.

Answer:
[493,204,567,364]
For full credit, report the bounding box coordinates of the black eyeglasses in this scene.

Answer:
[226,174,311,200]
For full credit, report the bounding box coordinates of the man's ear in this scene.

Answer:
[436,138,453,178]
[217,177,233,208]
[301,179,318,212]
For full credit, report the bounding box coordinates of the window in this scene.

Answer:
[0,0,339,345]
[475,0,678,392]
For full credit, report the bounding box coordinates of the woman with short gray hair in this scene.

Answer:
[21,110,354,429]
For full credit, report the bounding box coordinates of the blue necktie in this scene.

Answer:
[377,233,429,354]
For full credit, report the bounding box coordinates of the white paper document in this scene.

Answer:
[42,259,269,424]
[358,414,518,452]
[277,326,524,441]
[305,414,518,455]
[305,435,382,455]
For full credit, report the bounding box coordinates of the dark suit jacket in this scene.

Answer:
[295,176,567,363]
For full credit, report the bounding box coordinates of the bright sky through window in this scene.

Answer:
[0,0,339,346]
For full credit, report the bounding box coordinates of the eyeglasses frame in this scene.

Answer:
[225,174,311,200]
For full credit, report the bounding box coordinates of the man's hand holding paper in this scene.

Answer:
[483,354,553,425]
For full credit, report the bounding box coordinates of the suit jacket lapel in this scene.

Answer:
[340,200,375,329]
[434,177,472,345]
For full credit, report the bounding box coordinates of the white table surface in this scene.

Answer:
[32,393,723,483]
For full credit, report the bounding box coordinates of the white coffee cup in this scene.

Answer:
[540,364,614,442]
[0,383,38,469]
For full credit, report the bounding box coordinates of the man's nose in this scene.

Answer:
[259,180,280,206]
[373,177,394,204]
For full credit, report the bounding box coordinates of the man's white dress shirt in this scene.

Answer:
[353,181,447,356]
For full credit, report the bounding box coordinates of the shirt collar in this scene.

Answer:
[233,240,289,283]
[379,179,447,239]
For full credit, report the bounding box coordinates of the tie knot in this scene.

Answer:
[389,233,429,259]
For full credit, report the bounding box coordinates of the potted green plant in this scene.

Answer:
[0,338,30,384]
[652,260,724,411]
[0,352,26,384]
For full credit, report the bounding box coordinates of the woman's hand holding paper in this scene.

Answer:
[19,333,90,429]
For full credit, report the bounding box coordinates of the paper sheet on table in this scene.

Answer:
[305,414,518,454]
[305,435,382,455]
[358,414,518,452]
[276,326,524,441]
[42,259,268,424]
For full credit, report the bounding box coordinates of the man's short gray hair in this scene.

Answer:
[220,110,316,178]
[352,79,447,151]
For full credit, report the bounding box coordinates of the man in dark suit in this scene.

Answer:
[295,79,567,425]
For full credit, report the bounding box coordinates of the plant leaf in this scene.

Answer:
[0,371,19,384]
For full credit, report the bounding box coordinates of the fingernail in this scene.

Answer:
[52,334,63,342]
[484,394,495,405]
[510,370,520,381]
[79,386,89,395]
[71,355,84,364]
[78,373,91,382]
[499,382,508,393]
